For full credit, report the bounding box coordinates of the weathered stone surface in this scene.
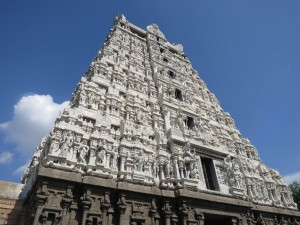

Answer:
[11,14,300,225]
[0,181,25,225]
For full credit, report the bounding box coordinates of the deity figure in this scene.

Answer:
[164,157,173,178]
[224,155,240,188]
[134,150,145,172]
[77,140,89,164]
[176,110,186,135]
[60,131,74,157]
[97,140,107,165]
[87,91,96,108]
[110,153,118,170]
[152,160,159,178]
[189,162,199,179]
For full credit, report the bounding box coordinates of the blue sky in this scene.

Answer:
[0,0,299,183]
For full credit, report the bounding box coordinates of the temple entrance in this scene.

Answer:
[204,214,233,225]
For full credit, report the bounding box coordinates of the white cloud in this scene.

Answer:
[0,151,13,164]
[14,161,30,175]
[0,94,69,155]
[283,171,300,184]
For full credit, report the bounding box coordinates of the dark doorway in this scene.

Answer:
[204,214,232,225]
[201,157,219,191]
[175,89,183,101]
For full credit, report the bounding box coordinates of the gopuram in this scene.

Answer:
[20,15,299,225]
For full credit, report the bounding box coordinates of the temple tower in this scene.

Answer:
[21,15,299,225]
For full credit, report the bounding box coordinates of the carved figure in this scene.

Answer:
[97,140,107,165]
[152,160,159,178]
[60,131,74,157]
[77,140,89,164]
[189,162,199,179]
[164,158,173,178]
[134,150,145,172]
[176,110,186,135]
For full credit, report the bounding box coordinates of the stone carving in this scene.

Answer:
[60,131,74,158]
[22,15,298,210]
[77,140,89,164]
[97,140,107,165]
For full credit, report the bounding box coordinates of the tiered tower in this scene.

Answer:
[21,15,299,225]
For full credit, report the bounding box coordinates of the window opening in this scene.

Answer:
[46,213,55,225]
[175,89,183,101]
[185,116,195,130]
[201,157,218,191]
[168,70,176,79]
[83,117,96,125]
[92,218,98,225]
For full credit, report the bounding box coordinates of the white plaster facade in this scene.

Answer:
[22,14,297,210]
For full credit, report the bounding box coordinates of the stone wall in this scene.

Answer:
[0,181,25,225]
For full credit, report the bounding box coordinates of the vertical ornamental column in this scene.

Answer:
[80,189,92,225]
[231,218,238,225]
[117,193,127,225]
[101,192,111,225]
[163,200,172,225]
[179,200,188,225]
[33,195,48,225]
[81,202,91,225]
[195,209,205,225]
[60,198,72,225]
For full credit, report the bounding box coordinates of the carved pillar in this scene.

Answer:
[150,198,159,225]
[173,156,180,180]
[160,165,165,180]
[163,200,172,225]
[231,218,238,225]
[180,200,188,225]
[107,208,115,225]
[81,201,92,225]
[60,198,72,225]
[164,211,171,225]
[120,154,126,172]
[150,206,157,225]
[171,213,178,225]
[54,214,61,225]
[117,193,127,225]
[106,153,111,168]
[101,192,111,225]
[39,213,47,225]
[195,209,205,225]
[33,195,48,225]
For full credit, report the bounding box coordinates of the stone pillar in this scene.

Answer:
[162,200,172,225]
[181,213,188,225]
[107,208,114,225]
[81,201,91,225]
[60,198,72,225]
[231,218,238,225]
[180,200,188,225]
[164,211,171,225]
[160,165,165,180]
[150,208,157,225]
[39,213,47,225]
[195,210,205,225]
[101,192,111,225]
[120,155,126,172]
[117,193,127,225]
[33,195,48,225]
[173,156,180,180]
[106,153,111,168]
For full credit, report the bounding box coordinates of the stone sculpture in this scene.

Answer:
[20,14,299,225]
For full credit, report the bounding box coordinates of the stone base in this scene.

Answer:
[18,167,300,225]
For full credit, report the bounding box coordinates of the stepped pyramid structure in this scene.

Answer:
[21,15,299,225]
